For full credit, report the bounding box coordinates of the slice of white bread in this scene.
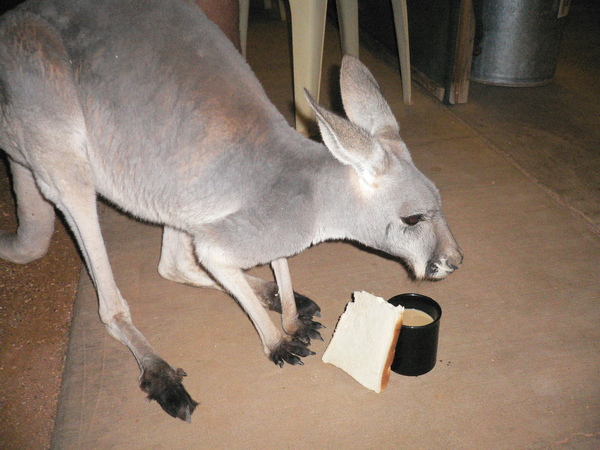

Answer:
[322,291,404,393]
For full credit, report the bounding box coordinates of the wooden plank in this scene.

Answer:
[410,67,445,102]
[447,0,475,104]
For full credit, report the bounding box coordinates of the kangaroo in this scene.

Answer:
[0,0,462,422]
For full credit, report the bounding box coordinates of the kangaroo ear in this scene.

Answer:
[305,89,388,187]
[340,55,400,139]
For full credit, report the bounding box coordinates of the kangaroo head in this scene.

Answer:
[306,56,463,280]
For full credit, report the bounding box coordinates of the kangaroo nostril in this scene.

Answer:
[450,249,463,269]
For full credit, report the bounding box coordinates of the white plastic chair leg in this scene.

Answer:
[335,0,412,105]
[239,0,250,58]
[289,0,328,136]
[336,0,359,58]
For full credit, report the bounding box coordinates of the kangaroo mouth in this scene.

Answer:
[399,257,459,281]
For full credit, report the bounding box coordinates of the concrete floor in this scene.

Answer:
[1,1,599,448]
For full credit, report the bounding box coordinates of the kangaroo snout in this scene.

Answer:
[426,246,463,280]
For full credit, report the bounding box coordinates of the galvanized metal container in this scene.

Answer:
[471,0,570,86]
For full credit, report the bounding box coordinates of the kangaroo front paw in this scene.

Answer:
[270,337,315,367]
[140,359,198,422]
[294,292,322,319]
[259,282,321,319]
[292,315,325,345]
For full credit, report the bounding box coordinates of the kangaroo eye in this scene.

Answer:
[402,214,423,226]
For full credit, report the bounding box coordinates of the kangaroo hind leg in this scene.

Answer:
[0,160,55,264]
[0,15,57,264]
[159,226,221,288]
[160,227,322,323]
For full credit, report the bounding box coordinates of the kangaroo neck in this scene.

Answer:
[308,143,360,245]
[270,125,360,248]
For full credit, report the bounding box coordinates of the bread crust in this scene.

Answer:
[380,311,404,391]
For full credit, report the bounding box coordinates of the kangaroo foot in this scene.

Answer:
[140,358,198,422]
[258,282,321,318]
[270,337,316,367]
[292,292,322,319]
[291,315,324,346]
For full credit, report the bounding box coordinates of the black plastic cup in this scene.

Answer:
[388,293,442,376]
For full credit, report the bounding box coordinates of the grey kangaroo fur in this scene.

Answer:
[0,0,462,421]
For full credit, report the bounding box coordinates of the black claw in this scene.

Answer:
[296,335,311,346]
[283,354,304,365]
[140,359,198,422]
[306,320,324,330]
[307,327,324,341]
[272,355,284,368]
[288,338,315,357]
